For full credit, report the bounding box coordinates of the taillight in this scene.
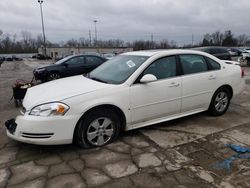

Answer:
[241,67,245,78]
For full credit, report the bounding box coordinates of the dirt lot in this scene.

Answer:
[0,60,250,188]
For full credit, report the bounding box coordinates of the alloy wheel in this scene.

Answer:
[48,73,60,81]
[214,91,228,112]
[86,117,114,146]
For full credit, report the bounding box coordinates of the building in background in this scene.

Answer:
[38,47,133,60]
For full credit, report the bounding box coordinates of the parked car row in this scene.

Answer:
[194,47,232,60]
[194,46,250,66]
[32,54,52,60]
[0,55,23,61]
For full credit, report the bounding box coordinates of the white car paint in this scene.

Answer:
[6,50,245,145]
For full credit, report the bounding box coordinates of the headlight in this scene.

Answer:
[29,102,69,117]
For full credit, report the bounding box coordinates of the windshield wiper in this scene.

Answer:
[89,77,107,83]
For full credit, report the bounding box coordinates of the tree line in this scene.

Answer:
[201,30,250,47]
[0,29,250,54]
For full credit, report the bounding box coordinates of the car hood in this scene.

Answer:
[36,64,57,70]
[23,75,110,110]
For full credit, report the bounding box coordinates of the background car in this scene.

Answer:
[6,56,14,61]
[238,49,250,66]
[33,54,107,81]
[0,56,6,61]
[227,48,242,56]
[0,57,4,67]
[12,55,23,61]
[102,53,116,60]
[194,47,232,60]
[32,54,52,60]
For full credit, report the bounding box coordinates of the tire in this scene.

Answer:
[75,108,121,148]
[208,87,231,116]
[47,72,60,81]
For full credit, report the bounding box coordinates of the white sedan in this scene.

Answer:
[5,50,245,148]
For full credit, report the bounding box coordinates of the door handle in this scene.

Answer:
[169,82,180,87]
[208,75,216,80]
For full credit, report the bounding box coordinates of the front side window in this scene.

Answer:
[66,57,83,65]
[143,56,177,80]
[55,55,73,64]
[89,55,149,84]
[180,55,208,74]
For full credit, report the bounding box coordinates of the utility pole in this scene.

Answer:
[151,32,154,49]
[38,0,46,56]
[192,33,194,46]
[89,29,92,47]
[94,20,98,47]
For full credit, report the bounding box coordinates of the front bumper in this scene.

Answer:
[5,114,80,145]
[33,70,47,81]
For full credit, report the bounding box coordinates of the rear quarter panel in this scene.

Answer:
[218,62,245,97]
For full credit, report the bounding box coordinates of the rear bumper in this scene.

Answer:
[5,114,80,145]
[233,78,246,97]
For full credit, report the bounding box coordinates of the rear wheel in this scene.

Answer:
[75,108,121,148]
[208,88,231,116]
[47,72,60,81]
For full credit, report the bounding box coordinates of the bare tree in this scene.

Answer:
[237,34,249,46]
[211,31,224,46]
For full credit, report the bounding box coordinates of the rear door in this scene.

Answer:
[84,56,105,73]
[179,54,218,112]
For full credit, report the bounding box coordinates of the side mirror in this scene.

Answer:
[140,74,157,83]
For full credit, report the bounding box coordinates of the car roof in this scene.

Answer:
[194,46,228,49]
[123,49,209,57]
[67,54,103,58]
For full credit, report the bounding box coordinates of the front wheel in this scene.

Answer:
[75,108,121,148]
[208,88,231,116]
[47,72,60,81]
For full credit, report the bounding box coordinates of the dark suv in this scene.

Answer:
[194,47,232,60]
[33,54,107,82]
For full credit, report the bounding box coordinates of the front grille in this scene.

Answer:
[5,119,17,134]
[21,132,54,139]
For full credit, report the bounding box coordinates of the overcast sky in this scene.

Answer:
[1,0,250,45]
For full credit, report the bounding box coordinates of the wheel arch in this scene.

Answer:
[48,70,61,76]
[73,104,127,143]
[216,84,233,99]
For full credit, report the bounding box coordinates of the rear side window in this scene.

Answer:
[85,56,103,66]
[218,48,227,53]
[179,55,208,75]
[206,57,221,70]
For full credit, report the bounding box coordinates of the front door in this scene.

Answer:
[63,56,85,76]
[130,56,181,124]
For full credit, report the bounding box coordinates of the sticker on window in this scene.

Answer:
[126,60,135,68]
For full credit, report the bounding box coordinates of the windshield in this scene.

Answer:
[89,55,149,84]
[55,55,73,64]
